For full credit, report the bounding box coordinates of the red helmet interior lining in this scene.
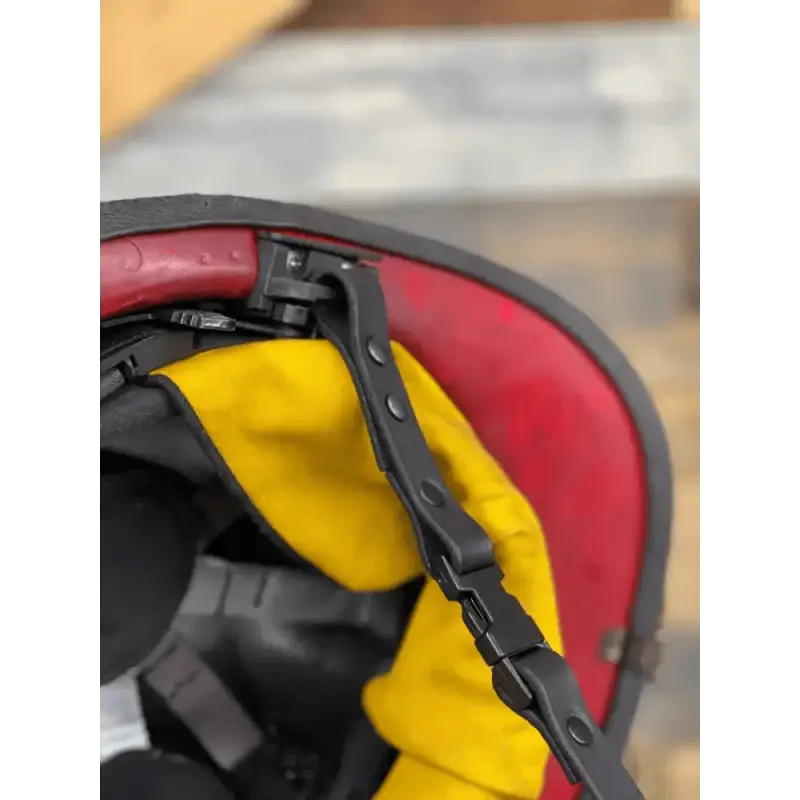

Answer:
[101,195,672,800]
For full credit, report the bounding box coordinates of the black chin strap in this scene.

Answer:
[300,252,644,800]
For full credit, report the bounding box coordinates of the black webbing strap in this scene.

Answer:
[142,632,309,799]
[143,604,329,799]
[309,257,644,800]
[142,632,265,773]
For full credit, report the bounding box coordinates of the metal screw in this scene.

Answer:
[286,251,303,275]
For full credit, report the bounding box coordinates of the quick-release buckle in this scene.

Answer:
[433,556,590,784]
[434,557,546,665]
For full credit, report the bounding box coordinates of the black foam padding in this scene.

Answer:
[101,750,233,800]
[104,417,217,484]
[101,385,172,439]
[101,468,205,684]
[101,384,217,484]
[325,715,398,800]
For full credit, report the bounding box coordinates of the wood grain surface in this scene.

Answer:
[101,0,307,141]
[674,0,700,21]
[285,0,673,28]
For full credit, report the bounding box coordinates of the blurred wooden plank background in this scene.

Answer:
[674,0,700,21]
[285,0,674,28]
[101,0,697,143]
[611,304,699,800]
[101,0,308,141]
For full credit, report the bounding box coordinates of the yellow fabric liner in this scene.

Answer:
[156,339,563,800]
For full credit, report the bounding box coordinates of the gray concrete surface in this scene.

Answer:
[101,22,698,205]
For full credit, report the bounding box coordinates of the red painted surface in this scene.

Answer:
[100,228,258,319]
[101,229,647,800]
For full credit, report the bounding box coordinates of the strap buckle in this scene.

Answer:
[434,555,642,797]
[434,557,545,665]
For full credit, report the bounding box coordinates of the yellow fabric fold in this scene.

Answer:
[156,339,562,799]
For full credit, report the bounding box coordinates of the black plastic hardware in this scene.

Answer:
[301,251,645,800]
[160,309,237,332]
[101,368,126,401]
[100,307,306,397]
[153,308,295,339]
[264,232,383,265]
[243,237,339,334]
[101,309,234,331]
[101,329,198,379]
